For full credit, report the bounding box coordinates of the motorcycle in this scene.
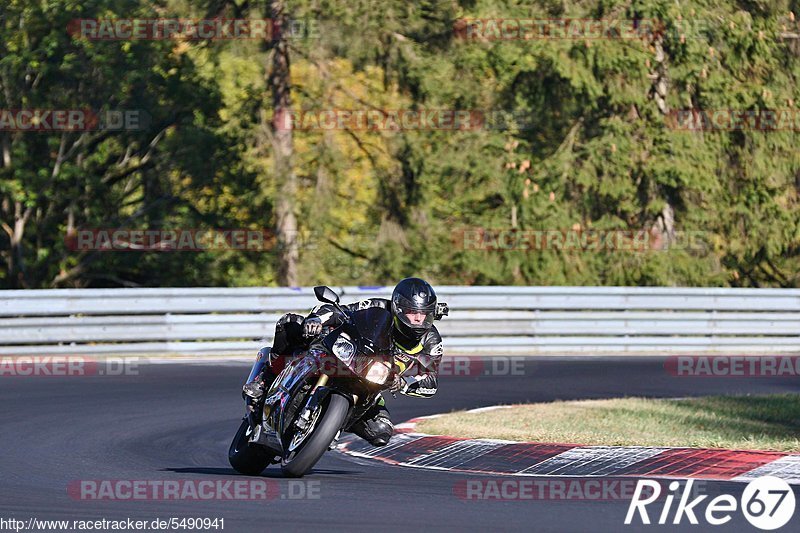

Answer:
[228,285,446,477]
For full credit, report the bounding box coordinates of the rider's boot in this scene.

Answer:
[243,347,279,401]
[348,395,394,446]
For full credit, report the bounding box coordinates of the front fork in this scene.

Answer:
[294,374,329,430]
[293,374,361,451]
[246,360,320,454]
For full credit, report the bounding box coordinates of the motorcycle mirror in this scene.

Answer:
[314,286,340,305]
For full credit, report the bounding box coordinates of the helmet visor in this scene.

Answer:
[392,297,436,331]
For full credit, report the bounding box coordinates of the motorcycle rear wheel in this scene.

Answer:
[228,418,275,475]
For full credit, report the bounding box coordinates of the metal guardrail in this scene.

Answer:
[0,286,798,356]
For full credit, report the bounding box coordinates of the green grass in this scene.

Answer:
[415,395,800,452]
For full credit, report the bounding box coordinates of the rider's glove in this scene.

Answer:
[390,373,407,394]
[302,316,323,337]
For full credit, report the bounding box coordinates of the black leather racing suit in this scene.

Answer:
[306,297,443,445]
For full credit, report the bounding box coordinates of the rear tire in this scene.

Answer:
[228,419,274,476]
[281,393,350,478]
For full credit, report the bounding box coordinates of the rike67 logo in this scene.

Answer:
[625,477,795,530]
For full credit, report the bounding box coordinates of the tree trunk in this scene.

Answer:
[648,34,676,251]
[9,200,31,288]
[0,135,10,281]
[268,0,299,286]
[0,133,29,288]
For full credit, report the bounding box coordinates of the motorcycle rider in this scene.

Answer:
[243,277,444,447]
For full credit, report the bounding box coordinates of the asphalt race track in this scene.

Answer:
[1,358,798,532]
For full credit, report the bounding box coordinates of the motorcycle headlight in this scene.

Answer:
[332,335,355,364]
[365,361,391,384]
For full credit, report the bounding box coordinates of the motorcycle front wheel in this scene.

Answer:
[281,392,350,478]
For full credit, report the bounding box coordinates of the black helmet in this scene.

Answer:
[391,277,437,341]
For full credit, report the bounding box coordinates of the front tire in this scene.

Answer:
[281,393,350,478]
[228,419,274,475]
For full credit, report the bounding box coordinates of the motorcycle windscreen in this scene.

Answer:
[350,307,393,355]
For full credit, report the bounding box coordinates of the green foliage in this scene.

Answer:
[1,0,798,287]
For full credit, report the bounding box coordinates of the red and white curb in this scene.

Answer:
[336,407,800,485]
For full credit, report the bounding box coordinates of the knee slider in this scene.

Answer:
[369,416,393,446]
